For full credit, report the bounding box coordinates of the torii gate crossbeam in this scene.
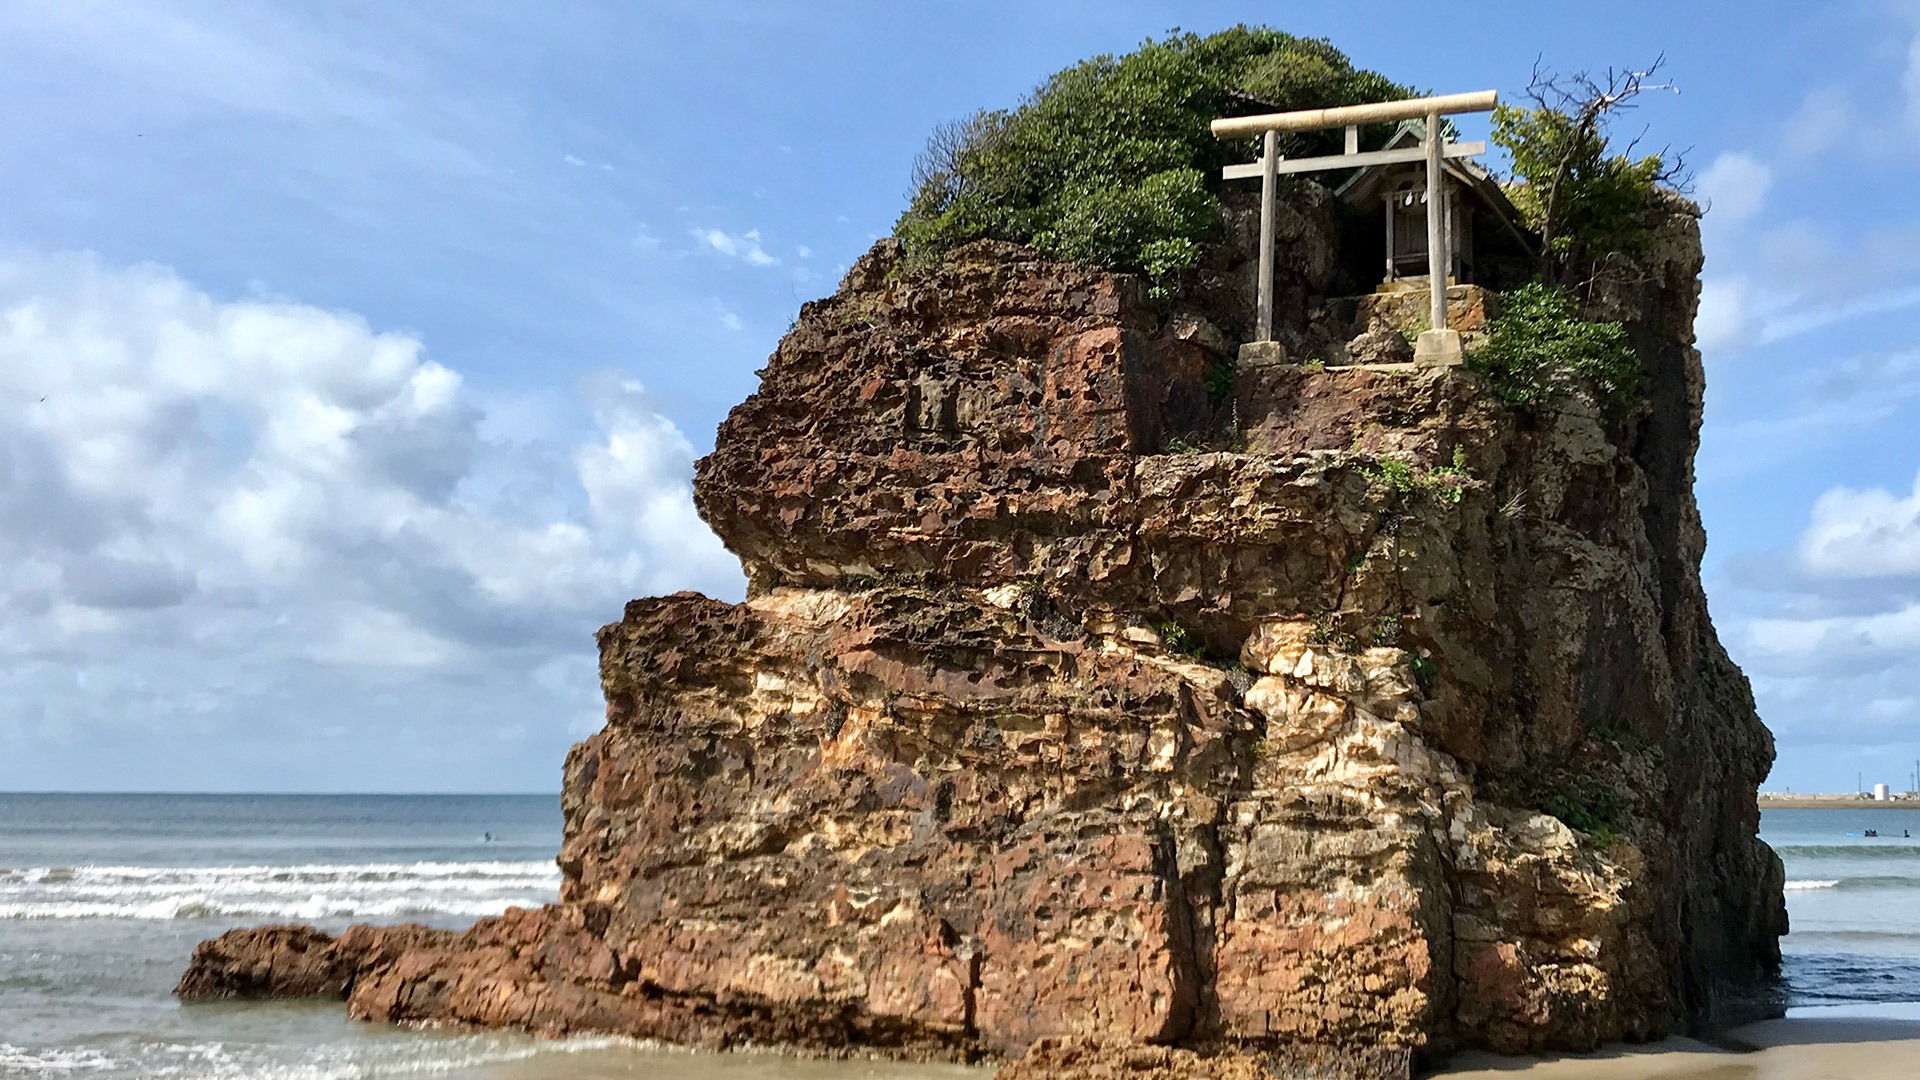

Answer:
[1211,90,1497,365]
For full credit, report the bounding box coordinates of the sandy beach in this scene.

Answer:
[439,1010,1920,1080]
[1439,1005,1920,1080]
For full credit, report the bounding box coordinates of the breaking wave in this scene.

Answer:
[1772,844,1920,858]
[0,1033,652,1079]
[1784,875,1920,892]
[0,861,560,921]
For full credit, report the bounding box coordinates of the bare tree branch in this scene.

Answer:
[1517,57,1684,280]
[909,110,1006,207]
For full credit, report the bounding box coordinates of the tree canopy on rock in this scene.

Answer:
[894,27,1412,278]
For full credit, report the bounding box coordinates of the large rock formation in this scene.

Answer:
[179,203,1785,1077]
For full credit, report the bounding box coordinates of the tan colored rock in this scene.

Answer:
[179,204,1785,1076]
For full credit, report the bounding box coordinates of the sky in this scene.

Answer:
[0,0,1914,794]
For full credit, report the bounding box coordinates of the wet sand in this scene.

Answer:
[446,1006,1920,1080]
[1440,1005,1920,1080]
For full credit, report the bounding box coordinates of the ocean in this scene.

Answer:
[0,796,1913,1079]
[1763,806,1920,1007]
[0,794,970,1079]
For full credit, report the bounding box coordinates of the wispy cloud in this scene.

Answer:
[1906,28,1920,128]
[695,227,777,266]
[1760,282,1920,345]
[1699,152,1772,223]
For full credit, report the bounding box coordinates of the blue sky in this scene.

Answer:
[0,0,1915,793]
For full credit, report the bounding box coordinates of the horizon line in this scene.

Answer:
[0,789,561,797]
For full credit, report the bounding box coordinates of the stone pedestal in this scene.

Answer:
[1358,284,1496,336]
[1238,340,1288,366]
[1414,328,1463,367]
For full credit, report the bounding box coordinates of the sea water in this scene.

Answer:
[0,794,972,1079]
[0,795,1913,1078]
[1764,806,1920,1007]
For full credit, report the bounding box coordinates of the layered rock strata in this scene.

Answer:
[180,214,1786,1077]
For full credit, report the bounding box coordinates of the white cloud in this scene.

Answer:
[713,301,744,332]
[695,227,777,267]
[1748,603,1920,657]
[1699,152,1772,224]
[1799,472,1920,579]
[1780,87,1856,163]
[1695,277,1756,353]
[796,245,812,258]
[1906,29,1920,129]
[1697,270,1920,355]
[1721,468,1920,757]
[0,252,741,757]
[1761,281,1920,345]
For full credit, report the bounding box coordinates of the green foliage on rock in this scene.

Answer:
[1488,62,1684,282]
[1155,619,1204,658]
[896,27,1411,277]
[1360,446,1473,505]
[1469,282,1639,413]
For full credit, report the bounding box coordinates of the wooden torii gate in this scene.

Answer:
[1212,90,1498,366]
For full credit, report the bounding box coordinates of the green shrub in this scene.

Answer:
[1494,105,1666,267]
[1469,282,1639,413]
[896,27,1411,278]
[1489,62,1683,282]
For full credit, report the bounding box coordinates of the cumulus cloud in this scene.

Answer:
[1695,277,1756,353]
[0,253,741,780]
[695,227,777,267]
[1699,152,1772,224]
[1727,471,1920,753]
[1799,471,1920,579]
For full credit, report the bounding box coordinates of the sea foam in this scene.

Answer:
[0,860,560,921]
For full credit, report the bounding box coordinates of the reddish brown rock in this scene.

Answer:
[180,198,1785,1076]
[175,923,452,1001]
[176,925,352,1000]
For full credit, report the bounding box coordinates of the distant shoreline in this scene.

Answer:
[1759,795,1920,810]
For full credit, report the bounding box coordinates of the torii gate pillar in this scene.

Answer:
[1212,90,1498,367]
[1412,108,1461,366]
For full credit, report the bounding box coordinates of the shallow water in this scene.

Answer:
[0,796,1914,1078]
[1761,807,1920,1007]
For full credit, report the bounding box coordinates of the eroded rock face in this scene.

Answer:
[180,212,1785,1077]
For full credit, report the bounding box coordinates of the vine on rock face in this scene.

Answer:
[895,26,1411,281]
